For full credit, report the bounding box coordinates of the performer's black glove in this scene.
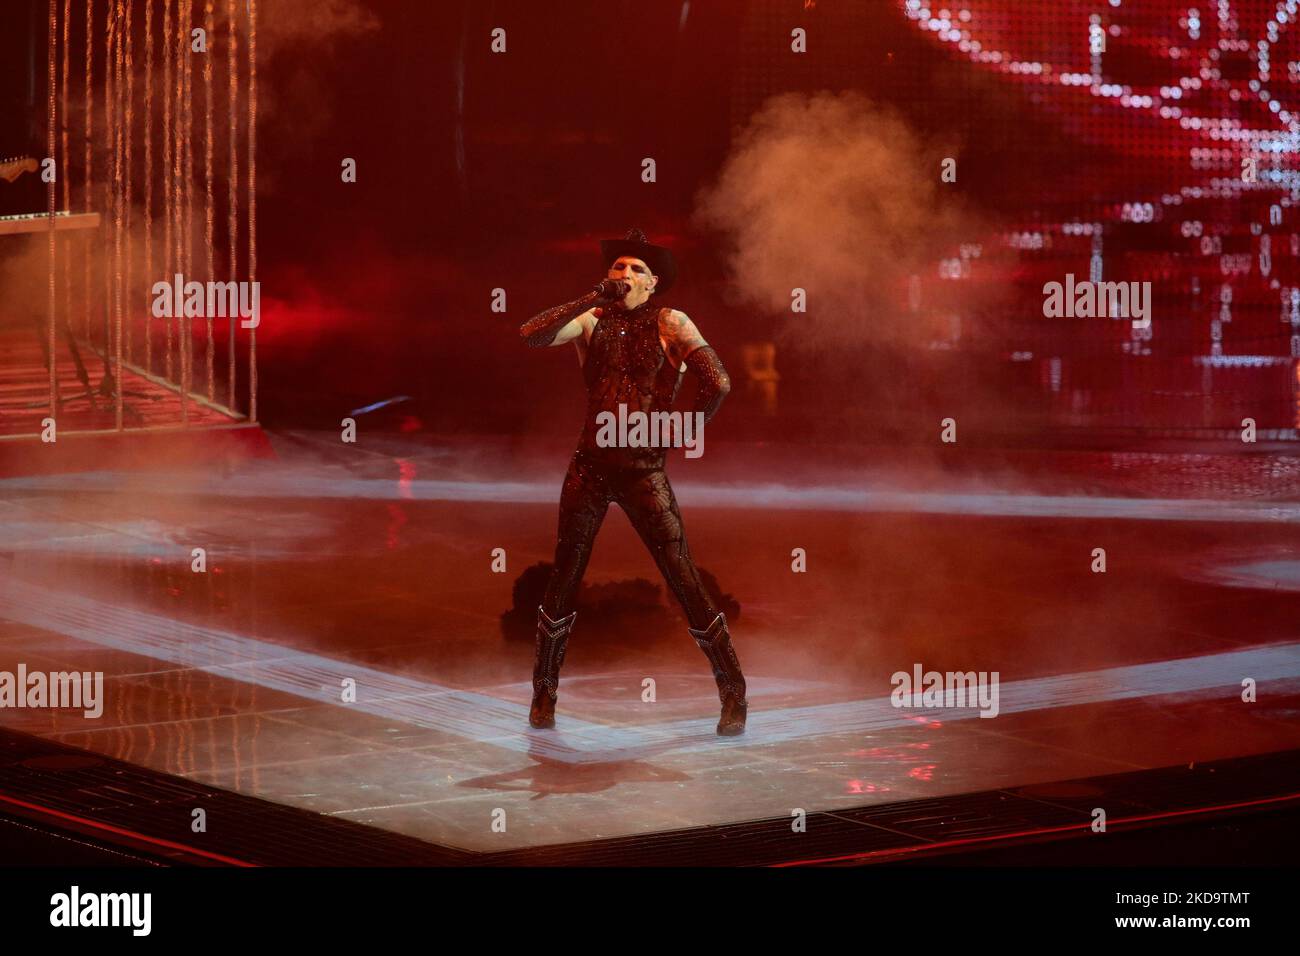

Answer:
[686,346,732,424]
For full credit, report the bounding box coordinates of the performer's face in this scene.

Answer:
[608,256,657,307]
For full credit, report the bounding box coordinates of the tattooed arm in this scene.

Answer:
[660,308,731,423]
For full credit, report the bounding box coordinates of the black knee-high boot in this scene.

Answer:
[689,612,748,735]
[530,605,577,729]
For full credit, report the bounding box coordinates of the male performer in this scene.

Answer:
[519,228,748,735]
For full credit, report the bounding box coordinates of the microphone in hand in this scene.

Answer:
[593,278,632,299]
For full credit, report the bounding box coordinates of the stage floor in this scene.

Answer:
[0,329,238,438]
[1,432,1299,854]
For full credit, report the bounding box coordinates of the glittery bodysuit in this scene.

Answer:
[577,299,685,471]
[525,295,732,631]
[520,276,746,735]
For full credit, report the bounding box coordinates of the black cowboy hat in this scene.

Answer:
[599,227,677,295]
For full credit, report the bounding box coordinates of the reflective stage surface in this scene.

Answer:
[1,432,1299,854]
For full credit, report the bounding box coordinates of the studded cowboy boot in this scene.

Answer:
[689,612,748,735]
[529,605,577,729]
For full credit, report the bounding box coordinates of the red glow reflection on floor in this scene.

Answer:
[396,458,416,499]
[844,743,932,758]
[385,503,407,551]
[906,714,943,728]
[846,780,891,795]
[386,458,416,549]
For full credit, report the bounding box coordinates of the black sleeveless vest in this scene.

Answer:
[577,300,684,469]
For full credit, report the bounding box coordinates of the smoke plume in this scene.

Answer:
[694,90,985,349]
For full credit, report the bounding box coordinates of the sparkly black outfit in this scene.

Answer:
[520,289,748,735]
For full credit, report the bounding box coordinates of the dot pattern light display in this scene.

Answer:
[904,0,1300,436]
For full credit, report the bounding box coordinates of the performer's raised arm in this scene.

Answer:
[519,279,627,348]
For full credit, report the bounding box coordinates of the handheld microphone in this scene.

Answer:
[594,278,632,298]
